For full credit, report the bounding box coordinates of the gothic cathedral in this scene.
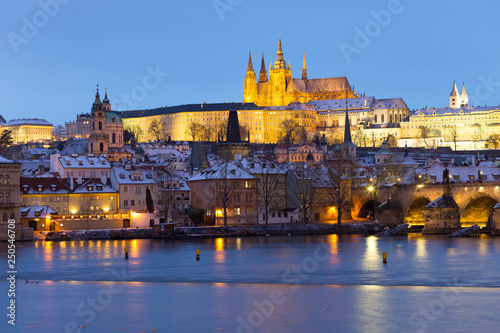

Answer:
[244,36,358,107]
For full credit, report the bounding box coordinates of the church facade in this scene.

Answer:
[243,37,357,107]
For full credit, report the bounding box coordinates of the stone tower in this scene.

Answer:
[217,110,250,159]
[268,36,292,106]
[302,52,308,81]
[243,52,257,104]
[88,86,109,155]
[259,54,268,83]
[460,82,468,107]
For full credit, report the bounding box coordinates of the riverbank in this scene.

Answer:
[35,223,370,241]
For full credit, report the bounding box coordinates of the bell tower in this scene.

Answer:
[88,85,109,155]
[268,36,292,106]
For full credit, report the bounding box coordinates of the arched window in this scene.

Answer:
[2,213,7,221]
[374,115,377,123]
[9,213,14,220]
[390,114,393,123]
[100,142,104,152]
[93,122,95,130]
[98,121,102,130]
[381,114,385,123]
[112,133,116,144]
[5,193,9,203]
[0,193,3,203]
[399,114,402,122]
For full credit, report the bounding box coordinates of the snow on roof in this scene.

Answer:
[4,118,53,126]
[20,205,56,218]
[111,167,158,185]
[59,155,110,168]
[0,155,20,164]
[188,161,257,181]
[424,163,500,183]
[414,105,500,116]
[310,97,375,111]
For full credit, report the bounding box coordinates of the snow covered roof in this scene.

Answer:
[372,98,407,109]
[188,161,257,181]
[425,195,458,208]
[4,118,53,126]
[73,178,117,194]
[309,97,375,111]
[111,167,157,185]
[59,155,110,169]
[20,205,56,218]
[0,155,20,164]
[414,105,500,116]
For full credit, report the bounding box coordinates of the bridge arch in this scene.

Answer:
[404,196,431,226]
[460,194,498,228]
[357,199,381,219]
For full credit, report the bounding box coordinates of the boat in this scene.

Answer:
[45,231,71,242]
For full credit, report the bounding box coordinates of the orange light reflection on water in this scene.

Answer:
[214,238,226,264]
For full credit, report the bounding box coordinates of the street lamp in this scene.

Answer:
[367,182,377,221]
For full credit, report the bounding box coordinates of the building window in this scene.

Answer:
[124,186,128,192]
[124,200,128,206]
[131,200,135,206]
[110,195,114,200]
[206,209,211,216]
[245,181,252,188]
[135,187,142,195]
[235,207,241,215]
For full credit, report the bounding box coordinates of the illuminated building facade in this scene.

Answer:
[1,118,53,143]
[243,37,357,106]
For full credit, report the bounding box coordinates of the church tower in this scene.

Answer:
[449,81,459,108]
[259,54,268,83]
[88,86,109,155]
[268,36,292,106]
[302,52,308,81]
[460,82,468,107]
[243,52,257,104]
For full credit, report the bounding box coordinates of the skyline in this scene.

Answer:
[2,0,500,126]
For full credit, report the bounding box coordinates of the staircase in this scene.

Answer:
[446,224,480,238]
[376,223,409,236]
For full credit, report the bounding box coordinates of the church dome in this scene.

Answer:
[135,145,145,155]
[105,112,122,124]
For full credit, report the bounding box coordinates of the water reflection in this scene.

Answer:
[214,238,226,264]
[362,236,379,271]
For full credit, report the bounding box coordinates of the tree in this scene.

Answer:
[327,158,354,226]
[254,160,287,225]
[446,125,458,151]
[386,134,398,147]
[291,164,318,224]
[354,127,367,147]
[126,124,144,142]
[488,134,500,149]
[416,125,431,147]
[0,130,13,147]
[123,129,133,144]
[239,124,250,142]
[186,121,203,141]
[148,119,164,142]
[368,130,376,147]
[145,186,155,213]
[278,119,302,144]
[206,160,239,227]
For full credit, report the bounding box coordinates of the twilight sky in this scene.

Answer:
[1,0,499,126]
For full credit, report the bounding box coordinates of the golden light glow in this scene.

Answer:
[71,209,77,215]
[368,186,374,192]
[417,184,424,188]
[103,207,109,213]
[216,209,223,217]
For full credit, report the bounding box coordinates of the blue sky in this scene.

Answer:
[1,0,499,126]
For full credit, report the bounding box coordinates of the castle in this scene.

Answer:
[244,37,357,106]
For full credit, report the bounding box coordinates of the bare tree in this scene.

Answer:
[148,119,164,142]
[253,161,287,225]
[278,119,300,144]
[368,130,376,147]
[206,160,239,227]
[291,163,318,224]
[488,134,500,149]
[125,124,144,142]
[446,125,458,151]
[354,127,367,147]
[416,125,431,147]
[327,158,353,226]
[186,121,203,141]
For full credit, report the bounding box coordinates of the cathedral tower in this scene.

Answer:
[302,52,308,81]
[243,52,257,103]
[449,81,459,108]
[460,82,468,107]
[268,36,292,106]
[259,54,268,83]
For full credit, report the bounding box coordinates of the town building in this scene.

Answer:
[49,153,111,180]
[0,156,22,240]
[65,113,91,139]
[1,118,53,143]
[187,161,258,225]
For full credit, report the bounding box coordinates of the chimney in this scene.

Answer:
[77,175,83,185]
[101,174,107,185]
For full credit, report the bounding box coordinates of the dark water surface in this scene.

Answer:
[1,234,499,332]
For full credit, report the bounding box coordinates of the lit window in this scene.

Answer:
[235,207,241,215]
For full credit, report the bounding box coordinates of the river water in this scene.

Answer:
[1,234,500,332]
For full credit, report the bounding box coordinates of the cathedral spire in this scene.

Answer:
[450,81,458,96]
[259,53,268,83]
[247,51,254,73]
[274,35,287,69]
[103,87,110,105]
[343,87,352,144]
[302,52,308,81]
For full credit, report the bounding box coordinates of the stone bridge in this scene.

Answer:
[351,181,500,229]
